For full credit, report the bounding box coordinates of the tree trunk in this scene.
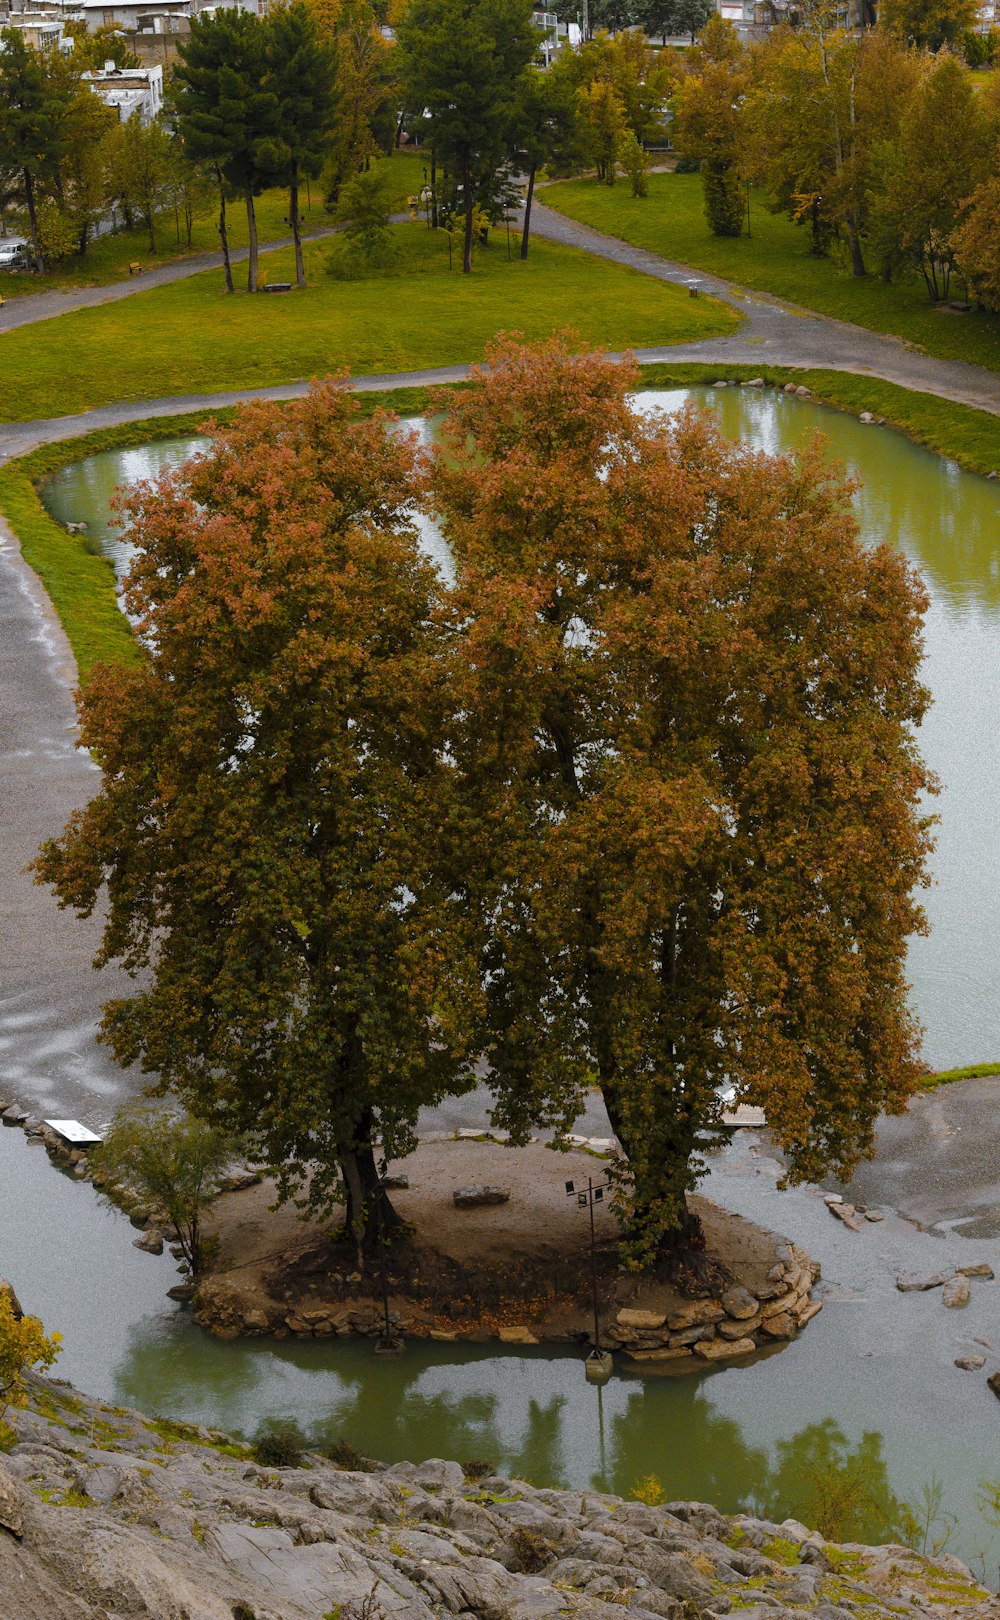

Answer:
[846,224,866,277]
[880,253,892,283]
[246,185,259,292]
[520,164,536,261]
[217,171,234,293]
[430,147,437,230]
[146,207,156,254]
[463,163,474,274]
[340,1125,404,1271]
[23,167,43,273]
[289,172,305,288]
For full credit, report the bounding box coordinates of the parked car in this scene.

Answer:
[0,236,30,269]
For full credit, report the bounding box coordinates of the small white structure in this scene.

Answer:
[44,1119,103,1146]
[82,58,163,123]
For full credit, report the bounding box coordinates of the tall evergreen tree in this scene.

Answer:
[0,29,71,271]
[398,0,540,273]
[266,3,337,288]
[174,11,280,292]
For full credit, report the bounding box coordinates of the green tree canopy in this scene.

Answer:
[174,10,280,291]
[265,2,337,287]
[35,383,478,1262]
[398,0,540,272]
[430,336,933,1265]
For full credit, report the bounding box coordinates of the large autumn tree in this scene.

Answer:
[35,384,477,1261]
[431,337,934,1266]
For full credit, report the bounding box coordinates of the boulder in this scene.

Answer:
[744,377,765,387]
[795,385,811,397]
[830,1203,864,1230]
[797,1300,823,1327]
[896,1271,951,1292]
[133,1229,164,1256]
[694,1335,756,1360]
[0,1277,23,1319]
[721,1286,758,1320]
[719,1316,761,1339]
[863,1210,885,1222]
[666,1300,724,1332]
[670,1325,716,1346]
[0,1459,23,1539]
[759,1312,796,1339]
[943,1275,971,1309]
[958,1263,994,1279]
[988,1370,1000,1400]
[453,1185,510,1209]
[496,1325,539,1345]
[383,1173,410,1190]
[166,1284,195,1302]
[627,1344,693,1361]
[859,411,874,423]
[617,1308,667,1331]
[955,1355,986,1370]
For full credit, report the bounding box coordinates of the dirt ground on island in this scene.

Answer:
[195,1138,794,1347]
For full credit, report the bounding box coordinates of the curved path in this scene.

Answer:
[5,202,1000,461]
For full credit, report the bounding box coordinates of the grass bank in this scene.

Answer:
[544,172,1000,375]
[918,1062,1000,1088]
[0,224,737,424]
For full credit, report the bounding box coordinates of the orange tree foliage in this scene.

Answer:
[430,337,934,1264]
[34,383,479,1257]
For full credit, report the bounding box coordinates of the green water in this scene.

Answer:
[32,391,1000,1569]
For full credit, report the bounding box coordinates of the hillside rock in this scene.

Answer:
[0,1377,996,1620]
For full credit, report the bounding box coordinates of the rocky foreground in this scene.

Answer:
[1,1378,996,1620]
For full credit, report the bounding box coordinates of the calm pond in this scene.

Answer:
[30,389,1000,1570]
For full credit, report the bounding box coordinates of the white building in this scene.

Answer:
[81,58,163,122]
[0,8,73,49]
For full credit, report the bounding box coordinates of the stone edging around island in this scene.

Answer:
[605,1244,821,1367]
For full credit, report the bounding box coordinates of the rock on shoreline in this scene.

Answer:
[0,1377,995,1620]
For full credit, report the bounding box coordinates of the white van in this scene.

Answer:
[0,237,30,269]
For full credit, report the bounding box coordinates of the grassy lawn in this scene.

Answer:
[0,224,739,423]
[544,172,1000,374]
[0,153,427,302]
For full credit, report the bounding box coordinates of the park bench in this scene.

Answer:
[263,282,292,293]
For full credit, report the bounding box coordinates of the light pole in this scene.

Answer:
[373,1172,404,1357]
[565,1176,613,1384]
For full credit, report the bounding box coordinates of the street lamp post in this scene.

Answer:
[566,1176,614,1384]
[373,1173,404,1357]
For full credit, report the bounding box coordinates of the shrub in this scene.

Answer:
[0,1291,61,1423]
[336,167,399,272]
[324,1436,375,1472]
[462,1457,493,1481]
[507,1525,557,1573]
[252,1417,308,1469]
[631,1472,667,1506]
[618,132,650,199]
[702,162,744,237]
